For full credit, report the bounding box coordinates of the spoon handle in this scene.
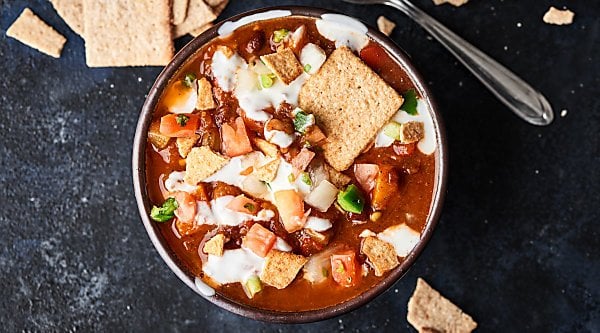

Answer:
[386,0,554,125]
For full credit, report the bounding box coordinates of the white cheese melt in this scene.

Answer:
[264,127,295,148]
[304,216,332,232]
[167,85,197,114]
[211,50,247,92]
[195,195,274,226]
[374,99,437,155]
[165,171,198,193]
[316,14,369,51]
[377,223,421,257]
[300,43,326,74]
[203,248,265,285]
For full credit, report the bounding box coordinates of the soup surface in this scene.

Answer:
[145,14,436,312]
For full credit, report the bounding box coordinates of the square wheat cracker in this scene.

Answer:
[260,250,308,289]
[260,49,304,85]
[407,278,478,333]
[174,0,216,38]
[172,0,190,25]
[361,236,399,276]
[83,0,174,67]
[6,8,67,58]
[185,146,229,185]
[49,0,84,36]
[298,47,403,171]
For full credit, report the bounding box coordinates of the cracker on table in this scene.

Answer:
[407,278,478,333]
[189,23,213,37]
[174,0,216,38]
[211,0,229,16]
[172,0,190,25]
[298,47,403,171]
[377,16,396,36]
[433,0,469,7]
[49,0,84,36]
[6,8,67,58]
[543,7,575,25]
[83,0,174,67]
[260,48,304,85]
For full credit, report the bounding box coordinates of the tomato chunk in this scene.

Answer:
[331,251,358,287]
[221,117,253,157]
[274,190,306,233]
[226,194,259,215]
[291,147,315,176]
[173,191,197,223]
[359,44,388,72]
[159,114,200,137]
[243,223,277,257]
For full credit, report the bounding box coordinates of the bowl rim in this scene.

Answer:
[132,5,448,324]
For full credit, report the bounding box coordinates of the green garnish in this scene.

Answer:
[382,121,402,140]
[243,203,256,213]
[401,89,418,115]
[176,114,189,126]
[150,197,178,222]
[288,173,295,183]
[182,73,196,88]
[293,109,315,134]
[303,64,312,73]
[244,276,263,299]
[263,181,272,190]
[335,261,345,273]
[301,172,312,186]
[322,268,329,277]
[259,73,276,88]
[272,29,289,43]
[337,184,365,214]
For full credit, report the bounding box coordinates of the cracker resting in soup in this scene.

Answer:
[145,15,437,312]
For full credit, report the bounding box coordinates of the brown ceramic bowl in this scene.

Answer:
[132,6,448,323]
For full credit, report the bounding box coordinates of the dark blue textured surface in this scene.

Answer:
[1,0,598,331]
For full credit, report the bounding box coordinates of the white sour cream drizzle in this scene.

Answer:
[165,171,198,193]
[360,223,421,257]
[300,43,327,74]
[274,237,292,252]
[195,195,274,226]
[168,86,197,114]
[211,50,247,92]
[374,99,437,155]
[316,14,369,51]
[264,127,295,148]
[203,248,265,285]
[304,216,332,232]
[218,10,292,36]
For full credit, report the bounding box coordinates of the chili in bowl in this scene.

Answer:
[133,6,447,323]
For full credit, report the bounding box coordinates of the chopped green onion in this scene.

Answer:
[337,184,365,214]
[322,268,329,278]
[182,73,196,88]
[401,89,418,115]
[244,276,263,299]
[150,197,178,222]
[382,121,402,140]
[244,203,256,213]
[176,114,189,126]
[263,181,272,190]
[272,29,289,43]
[288,173,295,183]
[293,109,315,134]
[259,74,275,88]
[303,64,312,73]
[335,260,345,273]
[301,172,312,186]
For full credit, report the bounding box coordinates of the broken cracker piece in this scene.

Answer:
[260,250,308,289]
[253,138,279,158]
[49,0,84,36]
[174,0,216,38]
[407,278,478,333]
[176,134,200,158]
[254,158,281,183]
[361,236,399,277]
[83,0,174,67]
[203,234,226,256]
[377,16,396,36]
[184,146,229,185]
[6,8,67,58]
[299,47,403,171]
[543,7,575,26]
[399,121,425,144]
[189,23,213,37]
[324,163,351,188]
[172,0,190,25]
[433,0,469,7]
[260,48,304,85]
[196,77,217,110]
[148,120,171,149]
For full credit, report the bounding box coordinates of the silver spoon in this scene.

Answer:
[343,0,554,126]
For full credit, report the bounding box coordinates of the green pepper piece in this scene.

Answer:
[401,89,418,115]
[337,184,365,214]
[293,109,315,134]
[150,197,178,222]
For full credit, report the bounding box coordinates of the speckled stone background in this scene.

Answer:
[1,0,598,331]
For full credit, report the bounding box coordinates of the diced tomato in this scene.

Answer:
[173,191,197,223]
[159,114,200,138]
[226,194,259,215]
[291,147,315,176]
[359,44,388,72]
[243,223,277,257]
[392,142,416,156]
[331,251,358,287]
[221,117,253,157]
[354,164,379,193]
[274,190,306,233]
[371,165,399,211]
[304,125,327,146]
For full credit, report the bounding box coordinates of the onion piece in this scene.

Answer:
[304,180,338,212]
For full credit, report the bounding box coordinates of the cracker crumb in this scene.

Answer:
[543,7,575,25]
[6,8,67,58]
[196,77,217,110]
[203,234,226,256]
[560,109,568,117]
[260,48,304,85]
[377,16,396,36]
[184,146,229,185]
